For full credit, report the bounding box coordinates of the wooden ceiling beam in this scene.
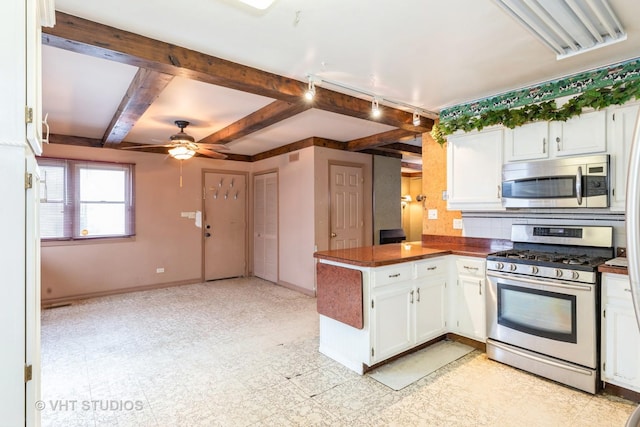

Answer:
[250,137,346,162]
[347,129,418,151]
[401,161,423,171]
[43,12,433,133]
[376,143,422,156]
[198,100,311,145]
[102,68,174,147]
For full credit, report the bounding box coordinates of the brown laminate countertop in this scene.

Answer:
[314,236,511,267]
[598,264,629,275]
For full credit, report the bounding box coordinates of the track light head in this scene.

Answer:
[371,98,381,118]
[412,111,421,126]
[304,78,316,101]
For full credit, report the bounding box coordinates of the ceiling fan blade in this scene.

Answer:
[196,143,230,151]
[196,148,228,159]
[120,144,174,150]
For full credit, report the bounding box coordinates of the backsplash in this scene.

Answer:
[460,211,626,250]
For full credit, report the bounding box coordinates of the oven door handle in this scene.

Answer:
[576,166,583,205]
[487,271,593,292]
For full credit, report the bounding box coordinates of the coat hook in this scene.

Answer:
[230,178,234,188]
[224,190,229,200]
[234,190,239,200]
[214,190,218,199]
[218,178,224,187]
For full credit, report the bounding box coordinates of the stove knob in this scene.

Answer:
[495,262,504,270]
[572,271,580,280]
[555,269,563,278]
[530,266,539,275]
[509,264,517,272]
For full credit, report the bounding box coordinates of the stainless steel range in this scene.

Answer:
[486,224,614,394]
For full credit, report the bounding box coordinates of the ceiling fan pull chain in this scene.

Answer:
[179,160,184,188]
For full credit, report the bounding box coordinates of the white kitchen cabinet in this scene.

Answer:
[450,257,486,341]
[371,282,413,362]
[601,273,640,393]
[550,109,607,157]
[447,127,504,211]
[371,257,448,363]
[504,121,550,162]
[414,276,447,343]
[318,256,451,373]
[607,102,640,211]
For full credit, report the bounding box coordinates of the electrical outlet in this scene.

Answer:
[453,219,463,229]
[428,209,438,220]
[156,267,165,273]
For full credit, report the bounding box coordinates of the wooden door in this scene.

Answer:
[253,172,278,282]
[329,164,364,250]
[203,171,247,281]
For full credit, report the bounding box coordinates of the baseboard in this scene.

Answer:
[276,280,316,297]
[602,382,640,403]
[41,278,202,308]
[446,333,486,352]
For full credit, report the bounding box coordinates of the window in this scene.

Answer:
[38,158,135,240]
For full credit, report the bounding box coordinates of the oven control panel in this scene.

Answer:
[487,261,596,284]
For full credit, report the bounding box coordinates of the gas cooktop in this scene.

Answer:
[487,249,609,270]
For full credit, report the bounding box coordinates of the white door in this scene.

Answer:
[329,164,364,250]
[253,172,278,282]
[414,279,447,344]
[457,276,487,341]
[372,284,412,362]
[203,171,247,281]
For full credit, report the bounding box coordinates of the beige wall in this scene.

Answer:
[422,128,462,236]
[41,144,251,303]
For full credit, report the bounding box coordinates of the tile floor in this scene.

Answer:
[40,277,637,426]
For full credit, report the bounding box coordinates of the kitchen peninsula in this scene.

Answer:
[313,237,510,374]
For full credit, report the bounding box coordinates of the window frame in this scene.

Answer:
[38,157,136,242]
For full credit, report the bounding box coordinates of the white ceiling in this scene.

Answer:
[44,0,640,169]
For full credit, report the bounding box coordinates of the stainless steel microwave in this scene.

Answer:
[501,155,609,208]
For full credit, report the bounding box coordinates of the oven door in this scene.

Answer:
[486,271,597,369]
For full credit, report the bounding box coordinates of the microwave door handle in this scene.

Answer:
[576,166,583,205]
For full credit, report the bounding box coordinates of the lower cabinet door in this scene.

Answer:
[414,278,447,344]
[371,284,412,363]
[457,275,486,341]
[603,303,640,391]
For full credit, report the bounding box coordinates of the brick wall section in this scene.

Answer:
[422,126,462,236]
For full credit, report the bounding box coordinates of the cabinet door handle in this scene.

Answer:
[542,137,546,153]
[556,136,561,151]
[389,273,400,278]
[427,266,438,271]
[479,280,482,295]
[416,288,421,302]
[464,265,479,271]
[625,288,631,292]
[410,290,414,304]
[497,185,501,199]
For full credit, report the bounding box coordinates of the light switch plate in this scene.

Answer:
[428,209,438,220]
[453,219,463,229]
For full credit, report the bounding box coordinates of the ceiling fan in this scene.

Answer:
[122,120,229,160]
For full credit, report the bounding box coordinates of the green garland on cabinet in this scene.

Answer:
[432,80,640,146]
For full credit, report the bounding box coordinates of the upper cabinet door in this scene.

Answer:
[551,109,607,157]
[504,121,550,162]
[447,127,504,211]
[608,102,640,211]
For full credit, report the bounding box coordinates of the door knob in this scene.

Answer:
[205,232,211,237]
[330,232,337,238]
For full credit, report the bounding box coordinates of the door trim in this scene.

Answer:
[201,169,250,281]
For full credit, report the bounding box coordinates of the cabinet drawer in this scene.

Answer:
[604,274,632,300]
[455,258,485,277]
[372,264,413,288]
[415,259,446,279]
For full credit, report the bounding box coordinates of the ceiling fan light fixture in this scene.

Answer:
[237,0,275,10]
[169,145,196,160]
